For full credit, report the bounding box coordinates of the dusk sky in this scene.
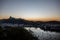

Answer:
[0,0,60,21]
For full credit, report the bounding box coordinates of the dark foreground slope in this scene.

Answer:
[0,26,38,40]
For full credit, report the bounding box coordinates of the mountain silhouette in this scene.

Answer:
[45,21,60,24]
[0,16,36,25]
[0,16,60,32]
[0,16,60,25]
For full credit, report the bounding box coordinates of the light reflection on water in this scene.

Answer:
[25,27,60,40]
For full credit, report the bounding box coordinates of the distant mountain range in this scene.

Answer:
[0,16,60,32]
[0,16,60,24]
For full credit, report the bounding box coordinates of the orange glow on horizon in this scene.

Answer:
[0,16,60,21]
[24,17,60,21]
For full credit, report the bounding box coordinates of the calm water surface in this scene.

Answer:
[25,27,60,40]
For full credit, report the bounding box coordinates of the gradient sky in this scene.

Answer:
[0,0,60,21]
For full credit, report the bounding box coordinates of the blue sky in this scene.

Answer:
[0,0,60,21]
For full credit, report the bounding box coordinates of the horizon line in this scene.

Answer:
[0,16,60,21]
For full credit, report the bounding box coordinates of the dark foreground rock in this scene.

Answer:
[0,27,38,40]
